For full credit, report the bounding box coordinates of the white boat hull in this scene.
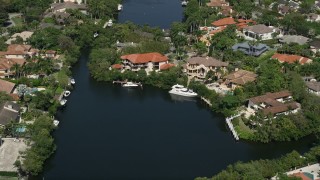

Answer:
[122,85,139,88]
[169,89,197,97]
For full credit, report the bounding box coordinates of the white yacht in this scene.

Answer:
[53,120,60,127]
[70,78,75,85]
[122,82,140,88]
[181,0,188,6]
[118,4,123,11]
[64,90,71,97]
[60,99,67,106]
[169,84,197,97]
[107,19,113,27]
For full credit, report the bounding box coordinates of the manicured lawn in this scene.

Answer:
[11,17,23,26]
[234,118,255,140]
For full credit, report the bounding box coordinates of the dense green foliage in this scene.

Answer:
[196,146,320,180]
[22,115,55,175]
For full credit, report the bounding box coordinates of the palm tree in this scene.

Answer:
[11,63,21,79]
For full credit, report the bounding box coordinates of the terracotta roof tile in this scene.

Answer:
[6,44,31,55]
[0,58,26,71]
[0,79,15,94]
[272,53,313,65]
[121,52,168,64]
[187,57,228,67]
[160,63,175,70]
[111,64,123,69]
[225,69,257,85]
[212,17,236,26]
[46,50,56,54]
[206,0,229,7]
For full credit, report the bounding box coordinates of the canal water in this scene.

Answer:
[39,0,314,179]
[117,0,184,29]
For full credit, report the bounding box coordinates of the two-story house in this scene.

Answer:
[224,69,257,89]
[120,52,169,72]
[0,101,20,127]
[0,58,26,78]
[232,41,269,56]
[242,24,276,41]
[248,90,300,117]
[186,57,228,81]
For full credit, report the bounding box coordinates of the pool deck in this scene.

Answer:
[0,138,27,172]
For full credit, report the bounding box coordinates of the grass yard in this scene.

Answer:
[234,118,255,140]
[11,17,23,27]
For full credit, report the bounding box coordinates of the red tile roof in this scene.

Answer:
[212,17,236,26]
[211,18,256,30]
[0,58,26,71]
[160,63,175,70]
[0,79,15,94]
[209,26,226,35]
[272,53,313,65]
[9,94,20,101]
[45,50,56,54]
[207,0,229,7]
[121,52,168,64]
[6,44,31,55]
[111,64,123,69]
[0,51,6,56]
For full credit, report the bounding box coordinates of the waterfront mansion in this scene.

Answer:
[120,52,170,72]
[185,56,228,81]
[247,90,300,117]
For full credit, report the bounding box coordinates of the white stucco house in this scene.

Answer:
[242,24,276,41]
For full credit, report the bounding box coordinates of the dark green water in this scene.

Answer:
[39,0,314,179]
[39,53,314,180]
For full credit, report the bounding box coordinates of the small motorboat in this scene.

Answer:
[60,99,67,106]
[70,78,75,85]
[118,4,123,11]
[53,120,60,127]
[122,82,140,88]
[64,90,71,97]
[107,19,113,27]
[181,0,188,6]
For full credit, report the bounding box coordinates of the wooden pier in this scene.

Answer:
[201,96,212,107]
[225,114,242,141]
[113,80,126,84]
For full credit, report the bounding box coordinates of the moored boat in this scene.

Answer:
[122,82,141,88]
[118,4,123,11]
[169,84,197,97]
[70,78,75,85]
[64,90,71,97]
[53,120,60,127]
[181,0,188,6]
[107,19,113,27]
[60,99,67,106]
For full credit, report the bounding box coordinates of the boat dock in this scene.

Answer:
[201,96,212,107]
[113,80,126,85]
[225,113,242,141]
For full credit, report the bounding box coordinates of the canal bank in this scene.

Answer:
[37,52,314,180]
[37,0,315,179]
